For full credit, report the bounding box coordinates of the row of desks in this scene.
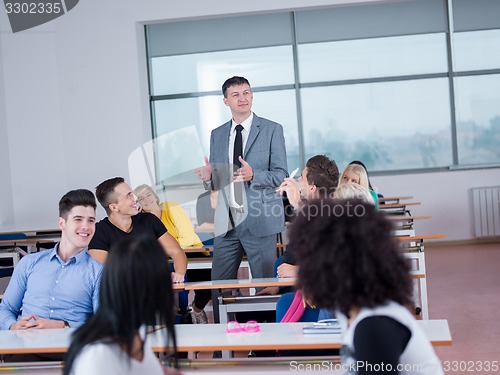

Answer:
[0,320,452,355]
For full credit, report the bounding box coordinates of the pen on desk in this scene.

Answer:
[289,167,299,179]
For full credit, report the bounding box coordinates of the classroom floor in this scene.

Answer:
[426,241,500,375]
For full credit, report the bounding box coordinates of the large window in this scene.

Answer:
[145,0,500,187]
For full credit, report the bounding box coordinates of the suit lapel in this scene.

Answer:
[244,115,260,158]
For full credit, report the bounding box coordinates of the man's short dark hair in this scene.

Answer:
[95,177,124,215]
[305,155,339,197]
[59,189,96,219]
[222,76,251,98]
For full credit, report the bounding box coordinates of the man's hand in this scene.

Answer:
[171,272,185,284]
[277,263,298,278]
[10,314,66,330]
[276,178,301,207]
[194,156,212,181]
[233,157,253,182]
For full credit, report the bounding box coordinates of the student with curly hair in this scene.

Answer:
[64,236,180,375]
[289,199,443,375]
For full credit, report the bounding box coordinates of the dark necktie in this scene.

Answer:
[233,125,243,205]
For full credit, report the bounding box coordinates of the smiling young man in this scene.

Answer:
[88,177,187,283]
[0,189,103,331]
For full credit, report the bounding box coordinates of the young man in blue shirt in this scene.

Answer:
[0,189,103,331]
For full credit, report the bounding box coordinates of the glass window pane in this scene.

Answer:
[300,79,453,171]
[455,74,500,165]
[150,46,295,96]
[298,33,448,83]
[453,30,500,72]
[153,90,299,186]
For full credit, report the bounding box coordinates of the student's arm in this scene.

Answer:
[277,263,298,278]
[87,223,109,264]
[158,232,188,283]
[0,258,28,330]
[88,249,108,264]
[276,178,302,209]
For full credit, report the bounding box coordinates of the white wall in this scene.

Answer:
[0,0,499,241]
[372,168,500,241]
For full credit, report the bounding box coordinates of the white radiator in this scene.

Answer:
[472,186,500,237]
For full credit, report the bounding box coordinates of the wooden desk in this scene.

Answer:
[386,215,432,221]
[378,196,413,204]
[395,233,446,252]
[0,239,55,268]
[386,215,432,230]
[379,202,421,208]
[185,277,296,291]
[182,246,213,254]
[187,277,296,344]
[0,239,55,247]
[0,320,452,356]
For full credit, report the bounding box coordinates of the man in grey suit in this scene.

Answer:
[195,76,288,285]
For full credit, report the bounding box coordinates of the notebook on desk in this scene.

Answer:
[302,319,342,334]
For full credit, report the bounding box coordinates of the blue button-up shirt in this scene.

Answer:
[0,245,103,330]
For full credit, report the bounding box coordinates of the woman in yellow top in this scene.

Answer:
[134,184,210,324]
[134,184,202,248]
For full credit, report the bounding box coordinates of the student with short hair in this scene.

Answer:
[277,154,339,212]
[0,189,102,331]
[339,162,379,209]
[88,177,187,284]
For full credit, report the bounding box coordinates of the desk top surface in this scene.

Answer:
[184,277,296,290]
[0,224,61,236]
[379,202,421,209]
[394,233,446,241]
[0,320,452,354]
[386,215,432,221]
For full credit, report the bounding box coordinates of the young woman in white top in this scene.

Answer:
[289,199,443,375]
[63,236,180,375]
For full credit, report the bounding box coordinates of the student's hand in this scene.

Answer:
[277,263,298,278]
[171,272,185,284]
[10,314,35,330]
[233,157,253,182]
[276,178,301,207]
[10,315,66,330]
[194,156,212,181]
[255,286,280,296]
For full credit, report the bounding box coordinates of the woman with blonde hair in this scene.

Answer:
[339,164,379,209]
[334,182,375,205]
[134,184,202,248]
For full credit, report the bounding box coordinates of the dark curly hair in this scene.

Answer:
[289,199,412,317]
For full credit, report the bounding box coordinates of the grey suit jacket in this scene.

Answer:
[209,114,288,237]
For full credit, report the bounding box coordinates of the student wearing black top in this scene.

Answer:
[88,177,187,283]
[290,199,443,375]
